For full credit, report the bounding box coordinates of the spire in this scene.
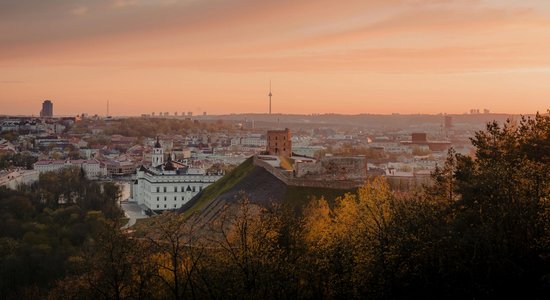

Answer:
[268,80,272,115]
[154,136,161,148]
[164,152,177,170]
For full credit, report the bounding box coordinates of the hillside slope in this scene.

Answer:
[181,156,355,224]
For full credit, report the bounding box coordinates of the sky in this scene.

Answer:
[1,0,549,116]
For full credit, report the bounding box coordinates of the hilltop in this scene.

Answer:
[179,156,354,223]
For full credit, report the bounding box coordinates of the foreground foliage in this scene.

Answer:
[0,168,122,299]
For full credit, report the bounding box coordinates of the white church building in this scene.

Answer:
[130,138,223,213]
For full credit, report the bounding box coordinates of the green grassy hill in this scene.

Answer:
[180,156,256,218]
[180,156,355,221]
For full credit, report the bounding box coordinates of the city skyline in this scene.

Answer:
[2,98,512,118]
[1,0,550,116]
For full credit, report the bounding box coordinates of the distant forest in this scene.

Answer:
[1,112,548,299]
[69,118,235,138]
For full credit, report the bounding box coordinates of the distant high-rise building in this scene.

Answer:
[40,100,53,117]
[483,109,490,114]
[203,112,207,116]
[187,112,193,117]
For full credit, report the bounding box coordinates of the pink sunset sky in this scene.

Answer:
[1,0,549,116]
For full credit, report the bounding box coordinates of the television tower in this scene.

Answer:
[268,80,272,115]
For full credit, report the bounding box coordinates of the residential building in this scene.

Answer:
[106,160,137,176]
[33,159,107,179]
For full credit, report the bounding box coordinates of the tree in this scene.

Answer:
[52,219,158,300]
[147,212,204,300]
[206,194,297,299]
[301,178,399,298]
[430,112,550,298]
[429,148,459,203]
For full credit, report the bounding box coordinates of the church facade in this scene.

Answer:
[130,138,223,213]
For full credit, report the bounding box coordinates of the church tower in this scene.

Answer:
[152,136,164,167]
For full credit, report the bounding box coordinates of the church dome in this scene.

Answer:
[164,154,177,171]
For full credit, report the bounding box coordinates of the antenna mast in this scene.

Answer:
[268,80,272,115]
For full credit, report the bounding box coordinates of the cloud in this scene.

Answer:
[1,0,549,75]
[71,6,89,16]
[112,0,139,8]
[0,80,24,84]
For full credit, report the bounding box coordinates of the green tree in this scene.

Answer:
[430,112,550,298]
